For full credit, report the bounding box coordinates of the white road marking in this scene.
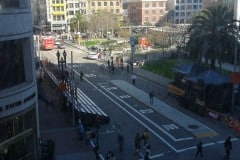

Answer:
[162,124,179,130]
[139,109,154,114]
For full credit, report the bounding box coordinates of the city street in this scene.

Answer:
[39,42,239,160]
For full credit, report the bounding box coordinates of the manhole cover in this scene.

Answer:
[188,124,199,129]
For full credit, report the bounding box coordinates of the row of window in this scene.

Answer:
[52,15,65,21]
[0,109,35,143]
[175,4,202,10]
[52,0,64,3]
[68,3,86,8]
[92,1,120,6]
[144,1,164,7]
[144,16,158,23]
[175,18,191,24]
[175,11,196,17]
[176,0,202,3]
[68,10,86,16]
[92,9,120,14]
[144,9,164,15]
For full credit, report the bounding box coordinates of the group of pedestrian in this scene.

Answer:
[194,136,232,160]
[134,128,151,159]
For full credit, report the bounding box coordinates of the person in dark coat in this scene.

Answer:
[195,141,203,159]
[224,136,232,160]
[117,133,124,152]
[134,132,141,155]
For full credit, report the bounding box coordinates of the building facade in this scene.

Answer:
[46,0,87,32]
[0,1,39,160]
[128,0,167,26]
[86,0,123,15]
[173,0,203,24]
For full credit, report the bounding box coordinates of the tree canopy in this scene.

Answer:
[186,4,239,71]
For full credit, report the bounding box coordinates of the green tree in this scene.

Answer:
[70,13,88,33]
[187,4,238,71]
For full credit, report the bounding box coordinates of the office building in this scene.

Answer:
[0,0,40,160]
[128,0,167,26]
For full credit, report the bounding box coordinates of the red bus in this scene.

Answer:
[40,37,55,50]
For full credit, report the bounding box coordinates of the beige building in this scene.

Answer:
[86,0,123,15]
[128,0,167,26]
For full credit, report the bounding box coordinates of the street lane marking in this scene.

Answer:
[100,85,193,142]
[139,109,154,114]
[119,95,131,99]
[162,124,179,130]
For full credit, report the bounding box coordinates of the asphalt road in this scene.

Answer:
[39,42,240,160]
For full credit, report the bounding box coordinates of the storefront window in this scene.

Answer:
[0,39,26,90]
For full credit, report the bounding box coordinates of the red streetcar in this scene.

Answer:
[40,36,55,50]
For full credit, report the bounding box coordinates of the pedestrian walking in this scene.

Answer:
[224,136,232,160]
[142,128,150,149]
[105,150,115,160]
[131,74,136,85]
[149,91,154,105]
[117,133,124,152]
[195,141,203,159]
[80,71,84,81]
[134,132,141,155]
[144,151,150,160]
[78,119,85,141]
[145,145,151,156]
[127,64,130,73]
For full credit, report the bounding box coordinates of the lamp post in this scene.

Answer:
[94,116,100,160]
[56,50,67,81]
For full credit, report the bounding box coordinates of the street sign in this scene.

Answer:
[130,36,135,46]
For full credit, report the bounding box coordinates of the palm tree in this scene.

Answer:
[187,4,239,72]
[70,13,87,33]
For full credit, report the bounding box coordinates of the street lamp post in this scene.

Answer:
[56,50,67,81]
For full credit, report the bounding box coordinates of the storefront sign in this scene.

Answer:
[0,93,36,113]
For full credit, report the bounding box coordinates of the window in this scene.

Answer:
[69,3,73,8]
[176,0,179,3]
[180,12,185,16]
[145,17,149,21]
[116,9,119,13]
[180,5,185,10]
[181,0,185,3]
[92,2,95,6]
[75,3,79,8]
[187,0,192,3]
[145,2,149,7]
[175,12,179,17]
[145,10,148,14]
[199,5,202,9]
[110,2,113,6]
[187,5,192,10]
[152,2,156,7]
[69,11,74,15]
[186,12,191,17]
[0,39,26,90]
[116,2,119,6]
[193,0,198,3]
[175,6,179,10]
[159,9,163,15]
[193,5,197,10]
[152,10,156,14]
[159,1,163,7]
[104,2,107,6]
[98,2,101,6]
